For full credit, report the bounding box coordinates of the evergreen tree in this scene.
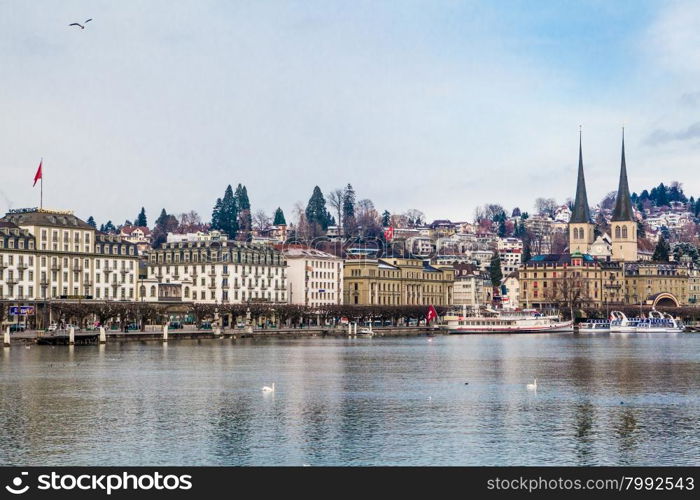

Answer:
[273,207,286,225]
[637,220,646,239]
[305,186,332,230]
[523,243,532,263]
[497,219,507,237]
[381,210,391,227]
[342,183,355,221]
[652,236,671,262]
[220,185,239,238]
[235,184,252,232]
[86,216,96,228]
[135,207,147,227]
[211,198,223,230]
[489,253,503,286]
[102,220,117,234]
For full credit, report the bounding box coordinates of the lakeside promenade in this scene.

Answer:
[4,325,439,345]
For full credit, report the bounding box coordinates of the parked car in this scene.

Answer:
[65,324,81,332]
[9,324,26,332]
[169,321,183,329]
[47,323,58,332]
[198,321,212,330]
[236,322,246,329]
[127,323,139,331]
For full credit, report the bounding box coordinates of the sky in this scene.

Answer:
[2,0,700,226]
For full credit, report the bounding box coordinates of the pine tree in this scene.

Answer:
[652,236,670,262]
[381,210,391,227]
[489,253,503,286]
[523,243,532,263]
[235,184,252,232]
[498,219,507,237]
[211,198,223,230]
[135,207,147,227]
[342,183,355,221]
[220,185,239,238]
[86,216,96,228]
[273,207,286,226]
[306,186,331,230]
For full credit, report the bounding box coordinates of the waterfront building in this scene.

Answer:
[0,209,139,326]
[282,246,343,307]
[501,272,520,309]
[144,239,287,304]
[343,257,454,306]
[452,263,492,309]
[520,132,692,310]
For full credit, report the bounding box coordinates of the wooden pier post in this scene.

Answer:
[68,326,75,346]
[3,327,10,348]
[99,326,106,344]
[215,326,223,339]
[163,324,168,342]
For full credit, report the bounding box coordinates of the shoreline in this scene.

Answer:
[5,326,441,345]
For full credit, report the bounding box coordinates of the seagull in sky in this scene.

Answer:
[69,18,92,29]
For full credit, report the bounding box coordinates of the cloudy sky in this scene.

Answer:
[2,0,700,226]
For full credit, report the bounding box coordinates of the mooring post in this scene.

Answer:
[99,326,106,344]
[68,326,75,346]
[215,326,223,339]
[163,324,168,342]
[3,327,10,348]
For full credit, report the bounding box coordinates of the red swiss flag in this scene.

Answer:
[33,160,43,187]
[384,226,394,241]
[426,305,438,323]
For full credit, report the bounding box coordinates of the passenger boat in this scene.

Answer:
[443,308,573,334]
[577,319,611,332]
[610,310,685,333]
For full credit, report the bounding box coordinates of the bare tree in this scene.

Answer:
[252,210,271,233]
[534,198,558,217]
[328,189,344,229]
[545,271,589,320]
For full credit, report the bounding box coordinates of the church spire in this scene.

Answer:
[612,127,634,222]
[570,127,592,223]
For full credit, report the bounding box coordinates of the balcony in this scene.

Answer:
[0,262,6,270]
[17,263,28,271]
[208,283,217,289]
[103,268,113,274]
[120,268,128,275]
[222,270,230,276]
[6,279,18,286]
[50,265,61,272]
[208,271,217,277]
[39,279,49,287]
[83,279,93,287]
[73,264,83,272]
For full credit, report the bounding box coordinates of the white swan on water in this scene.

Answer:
[526,379,537,391]
[262,383,275,393]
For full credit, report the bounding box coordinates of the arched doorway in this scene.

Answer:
[649,292,679,308]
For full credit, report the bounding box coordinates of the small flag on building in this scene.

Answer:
[33,160,43,187]
[426,305,438,323]
[384,226,394,241]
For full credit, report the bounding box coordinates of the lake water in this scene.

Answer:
[0,333,698,466]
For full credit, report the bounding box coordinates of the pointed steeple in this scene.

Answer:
[570,128,592,223]
[612,128,634,222]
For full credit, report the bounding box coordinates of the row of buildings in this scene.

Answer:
[2,133,699,324]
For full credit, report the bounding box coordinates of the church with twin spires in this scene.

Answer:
[519,130,692,310]
[569,130,638,262]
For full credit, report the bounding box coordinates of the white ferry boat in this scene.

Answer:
[577,319,611,332]
[443,308,573,334]
[610,310,685,333]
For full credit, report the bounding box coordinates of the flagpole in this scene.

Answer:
[40,158,43,210]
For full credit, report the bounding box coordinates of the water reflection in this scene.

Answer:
[0,334,698,466]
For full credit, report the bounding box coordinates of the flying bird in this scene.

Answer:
[69,18,92,29]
